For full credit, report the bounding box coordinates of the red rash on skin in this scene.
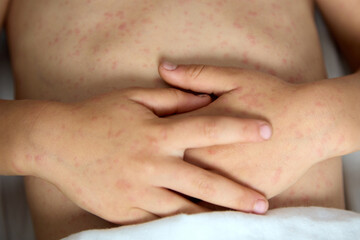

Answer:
[25,154,32,161]
[107,130,124,138]
[315,101,326,107]
[246,34,256,45]
[325,180,333,187]
[118,23,127,31]
[241,52,249,64]
[76,187,83,195]
[238,92,265,108]
[146,136,158,146]
[248,11,258,17]
[35,155,43,164]
[267,69,277,76]
[112,61,118,70]
[207,148,218,155]
[295,130,304,139]
[116,179,132,190]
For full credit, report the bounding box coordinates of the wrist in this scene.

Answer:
[309,73,360,158]
[10,100,70,178]
[0,100,51,175]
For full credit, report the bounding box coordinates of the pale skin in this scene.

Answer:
[0,0,359,239]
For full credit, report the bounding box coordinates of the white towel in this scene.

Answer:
[63,207,360,240]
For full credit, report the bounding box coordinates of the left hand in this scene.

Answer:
[158,62,350,199]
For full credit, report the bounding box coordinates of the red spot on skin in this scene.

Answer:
[79,36,88,44]
[207,148,218,155]
[295,130,304,139]
[315,101,325,107]
[271,3,282,10]
[25,154,32,161]
[301,195,310,204]
[146,136,159,146]
[104,12,114,18]
[118,23,127,31]
[248,11,258,16]
[267,69,277,76]
[184,10,189,15]
[116,179,132,190]
[111,61,118,70]
[185,21,193,27]
[241,52,249,64]
[35,155,43,165]
[233,22,243,29]
[142,48,150,54]
[114,130,124,138]
[74,28,81,35]
[325,180,333,187]
[142,18,153,24]
[238,91,265,108]
[76,187,83,194]
[74,159,80,168]
[220,40,228,47]
[116,10,124,19]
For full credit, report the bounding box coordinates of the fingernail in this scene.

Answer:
[161,61,178,71]
[253,199,268,214]
[259,124,272,140]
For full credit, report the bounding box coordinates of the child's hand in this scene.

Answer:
[159,63,349,200]
[26,87,271,224]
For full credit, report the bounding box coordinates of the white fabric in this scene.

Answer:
[63,207,360,240]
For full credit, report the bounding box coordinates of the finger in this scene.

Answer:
[141,187,209,217]
[159,62,243,95]
[163,116,272,150]
[112,208,159,225]
[159,160,269,214]
[126,87,211,116]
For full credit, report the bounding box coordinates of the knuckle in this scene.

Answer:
[138,158,159,177]
[194,173,216,198]
[186,65,206,80]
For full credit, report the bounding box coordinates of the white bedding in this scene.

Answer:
[0,10,359,240]
[63,207,360,240]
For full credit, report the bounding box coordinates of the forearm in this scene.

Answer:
[313,70,360,156]
[0,99,50,175]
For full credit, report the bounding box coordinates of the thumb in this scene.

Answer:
[125,88,212,117]
[159,61,243,96]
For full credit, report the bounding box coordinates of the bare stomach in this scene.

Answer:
[7,0,326,101]
[5,0,344,238]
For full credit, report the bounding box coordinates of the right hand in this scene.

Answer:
[24,87,271,224]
